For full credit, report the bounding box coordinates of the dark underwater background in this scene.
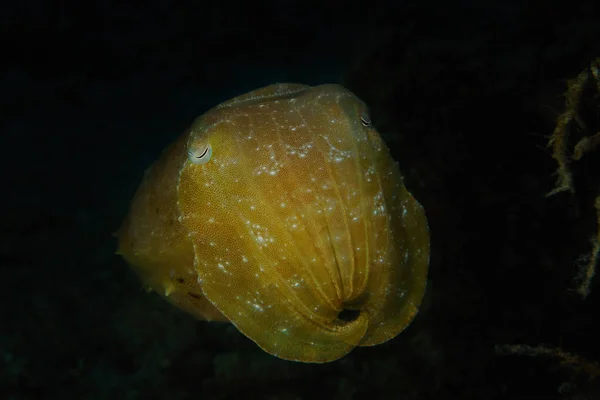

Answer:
[2,0,600,399]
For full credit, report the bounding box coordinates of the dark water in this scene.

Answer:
[2,0,600,398]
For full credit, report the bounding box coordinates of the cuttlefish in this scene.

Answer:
[116,83,429,363]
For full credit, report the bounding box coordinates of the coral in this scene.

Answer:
[547,57,600,298]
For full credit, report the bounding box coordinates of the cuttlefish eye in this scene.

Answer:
[188,144,212,165]
[360,111,371,127]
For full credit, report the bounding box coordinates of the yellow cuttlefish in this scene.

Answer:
[116,83,429,363]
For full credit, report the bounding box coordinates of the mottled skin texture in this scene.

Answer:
[117,83,429,363]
